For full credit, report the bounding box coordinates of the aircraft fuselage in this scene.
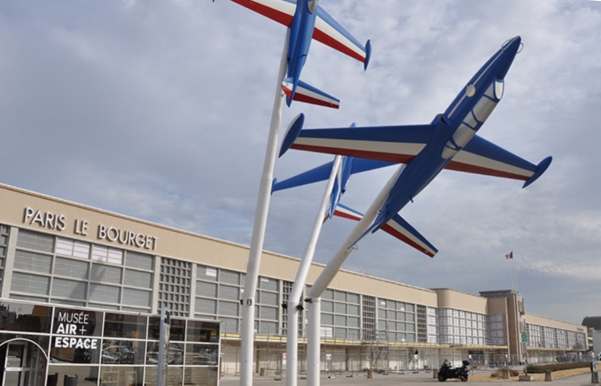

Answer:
[286,0,317,90]
[380,37,522,219]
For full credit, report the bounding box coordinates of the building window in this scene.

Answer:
[159,257,191,317]
[10,230,155,312]
[321,289,361,341]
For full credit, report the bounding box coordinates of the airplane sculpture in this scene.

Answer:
[229,0,371,108]
[273,154,439,256]
[278,36,552,256]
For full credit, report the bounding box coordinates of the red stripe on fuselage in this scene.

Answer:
[381,224,435,257]
[333,210,362,221]
[446,161,529,181]
[232,0,293,26]
[313,28,365,63]
[291,144,416,164]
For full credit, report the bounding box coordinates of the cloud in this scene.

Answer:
[0,0,600,323]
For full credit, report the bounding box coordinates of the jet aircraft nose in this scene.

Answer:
[495,35,522,80]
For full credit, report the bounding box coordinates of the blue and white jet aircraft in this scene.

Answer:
[229,0,371,109]
[278,36,553,257]
[273,154,437,255]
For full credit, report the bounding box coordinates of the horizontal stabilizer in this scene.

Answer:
[334,204,438,257]
[282,78,340,109]
[272,157,393,192]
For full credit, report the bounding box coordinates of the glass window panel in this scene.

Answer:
[197,266,218,281]
[184,367,218,386]
[221,317,238,333]
[348,328,360,340]
[334,291,346,302]
[17,230,54,252]
[196,298,217,315]
[124,269,153,288]
[259,277,277,291]
[334,303,346,314]
[89,284,120,304]
[405,304,415,313]
[219,284,239,300]
[11,272,49,295]
[321,301,334,313]
[197,281,217,297]
[334,315,346,326]
[122,288,151,307]
[91,264,122,284]
[14,250,51,273]
[258,321,277,335]
[55,238,74,256]
[185,344,219,366]
[91,245,109,262]
[347,293,360,304]
[48,365,100,386]
[100,339,145,365]
[100,366,144,386]
[53,308,104,336]
[220,269,240,285]
[53,334,100,364]
[321,313,333,325]
[187,320,220,343]
[54,257,89,279]
[125,251,153,270]
[73,241,90,259]
[348,304,360,316]
[348,317,360,328]
[259,306,277,320]
[170,319,186,341]
[107,248,123,265]
[259,291,277,305]
[103,313,146,339]
[219,301,239,316]
[322,289,334,300]
[0,301,51,332]
[334,327,346,339]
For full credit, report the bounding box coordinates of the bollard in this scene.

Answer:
[544,370,552,382]
[592,371,599,384]
[433,369,438,379]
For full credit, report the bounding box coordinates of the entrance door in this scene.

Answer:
[2,343,30,386]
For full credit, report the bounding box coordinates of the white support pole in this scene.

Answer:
[307,165,404,299]
[307,297,321,386]
[304,165,404,386]
[240,30,290,386]
[287,156,342,386]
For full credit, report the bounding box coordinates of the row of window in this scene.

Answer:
[527,323,586,349]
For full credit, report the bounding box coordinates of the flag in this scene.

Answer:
[505,251,513,260]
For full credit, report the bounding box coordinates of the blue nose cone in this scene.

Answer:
[495,36,522,80]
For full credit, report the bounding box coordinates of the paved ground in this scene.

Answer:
[221,372,592,386]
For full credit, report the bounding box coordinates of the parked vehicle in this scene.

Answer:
[438,360,470,382]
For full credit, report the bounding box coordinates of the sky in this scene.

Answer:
[0,0,600,324]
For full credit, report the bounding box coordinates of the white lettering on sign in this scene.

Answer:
[22,207,158,251]
[97,224,157,251]
[54,310,99,350]
[23,207,66,231]
[54,337,98,350]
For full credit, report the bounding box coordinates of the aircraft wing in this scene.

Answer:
[280,116,435,164]
[272,157,393,193]
[334,204,438,257]
[314,6,371,67]
[447,135,552,188]
[231,0,296,27]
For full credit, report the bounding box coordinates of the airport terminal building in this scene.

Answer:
[0,183,588,385]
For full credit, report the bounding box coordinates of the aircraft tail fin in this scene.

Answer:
[333,203,438,257]
[281,78,340,109]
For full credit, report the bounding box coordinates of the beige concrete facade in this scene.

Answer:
[0,182,589,372]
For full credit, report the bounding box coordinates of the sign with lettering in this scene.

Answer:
[22,206,158,251]
[53,309,101,351]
